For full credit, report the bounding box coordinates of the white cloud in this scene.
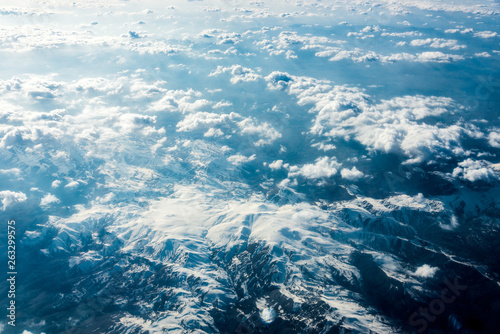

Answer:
[40,193,60,206]
[288,157,341,179]
[204,128,224,137]
[0,190,27,210]
[475,52,491,58]
[265,71,295,90]
[413,264,438,278]
[209,65,261,84]
[117,114,159,134]
[175,111,280,146]
[415,51,464,63]
[128,78,167,99]
[237,119,281,146]
[227,154,256,166]
[452,159,499,182]
[268,159,284,170]
[340,167,364,181]
[488,131,500,148]
[328,50,362,62]
[409,38,466,50]
[256,30,344,59]
[73,77,126,95]
[320,49,466,64]
[440,215,460,231]
[474,31,498,39]
[0,168,21,177]
[148,89,210,113]
[381,31,422,37]
[213,101,232,109]
[265,71,470,163]
[176,112,239,132]
[217,32,242,45]
[65,180,80,189]
[311,142,336,151]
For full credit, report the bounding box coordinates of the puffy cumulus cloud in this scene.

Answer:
[254,30,470,64]
[213,100,232,109]
[175,112,281,146]
[176,112,238,132]
[382,52,465,63]
[0,23,195,56]
[328,50,363,62]
[256,30,345,59]
[311,142,336,152]
[64,180,81,189]
[268,159,284,170]
[409,38,466,50]
[40,193,60,206]
[237,118,282,146]
[124,41,192,56]
[374,0,498,15]
[209,65,261,84]
[148,88,211,113]
[69,106,166,148]
[488,131,500,148]
[316,49,387,64]
[0,76,170,200]
[72,77,127,95]
[360,25,380,34]
[117,114,159,134]
[474,31,498,39]
[0,25,102,52]
[414,51,465,63]
[265,71,295,91]
[0,190,27,210]
[265,71,473,163]
[375,95,454,120]
[345,115,462,163]
[127,77,168,99]
[217,32,242,45]
[197,28,224,39]
[288,157,341,179]
[413,264,438,278]
[314,46,343,58]
[340,167,364,181]
[0,168,21,178]
[318,49,466,64]
[227,153,256,166]
[452,159,499,182]
[0,112,65,150]
[0,75,63,102]
[475,52,491,58]
[1,75,165,110]
[202,46,244,60]
[204,128,224,137]
[381,31,423,37]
